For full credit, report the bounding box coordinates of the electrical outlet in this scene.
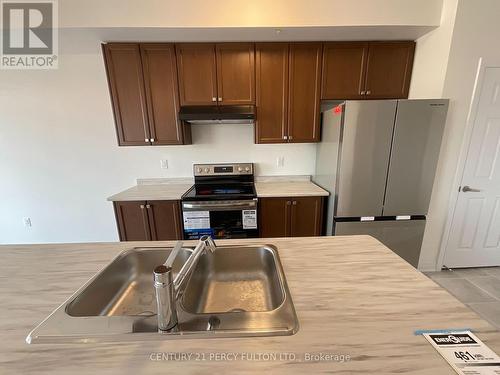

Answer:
[160,159,169,169]
[23,217,32,228]
[277,156,285,167]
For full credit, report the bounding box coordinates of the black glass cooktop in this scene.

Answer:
[182,183,256,201]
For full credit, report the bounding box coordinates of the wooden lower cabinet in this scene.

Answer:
[259,197,291,237]
[146,200,183,241]
[290,197,324,237]
[113,200,183,241]
[259,196,324,238]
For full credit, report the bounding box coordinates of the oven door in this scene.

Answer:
[181,199,258,240]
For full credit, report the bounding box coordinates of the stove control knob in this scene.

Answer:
[245,167,250,172]
[204,168,210,173]
[238,167,243,172]
[197,167,203,173]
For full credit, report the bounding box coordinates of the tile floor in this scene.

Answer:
[425,267,500,329]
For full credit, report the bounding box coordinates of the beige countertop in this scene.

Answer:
[254,181,329,197]
[107,182,193,201]
[1,236,499,374]
[108,177,328,201]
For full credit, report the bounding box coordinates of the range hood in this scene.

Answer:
[179,105,255,125]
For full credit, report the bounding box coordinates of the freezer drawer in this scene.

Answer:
[334,218,426,268]
[335,100,397,217]
[383,100,449,216]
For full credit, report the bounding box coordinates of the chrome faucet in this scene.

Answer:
[153,235,217,331]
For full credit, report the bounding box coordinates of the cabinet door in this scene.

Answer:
[113,201,151,241]
[364,42,415,99]
[146,201,183,241]
[103,43,150,146]
[255,43,289,144]
[216,43,255,105]
[321,42,368,100]
[288,43,322,143]
[259,198,291,238]
[176,44,217,106]
[140,44,186,145]
[290,197,324,237]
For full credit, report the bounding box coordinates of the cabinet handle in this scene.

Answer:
[286,201,291,205]
[150,138,155,143]
[360,90,366,95]
[283,135,288,140]
[146,204,151,209]
[288,135,293,141]
[212,97,216,102]
[140,204,145,209]
[218,97,222,102]
[144,138,149,143]
[292,201,297,205]
[366,90,371,95]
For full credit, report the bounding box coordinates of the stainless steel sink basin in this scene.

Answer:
[27,244,298,343]
[66,248,192,317]
[182,246,284,314]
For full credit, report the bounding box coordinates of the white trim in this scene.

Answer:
[436,58,500,270]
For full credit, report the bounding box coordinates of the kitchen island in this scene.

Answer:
[1,236,499,374]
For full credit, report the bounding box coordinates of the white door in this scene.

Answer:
[444,67,500,268]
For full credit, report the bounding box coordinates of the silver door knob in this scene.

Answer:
[462,186,481,192]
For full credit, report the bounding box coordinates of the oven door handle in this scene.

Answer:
[182,201,257,210]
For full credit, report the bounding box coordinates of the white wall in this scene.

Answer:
[60,0,442,28]
[417,0,500,270]
[409,0,458,98]
[0,32,316,244]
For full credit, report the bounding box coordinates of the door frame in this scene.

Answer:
[436,58,500,270]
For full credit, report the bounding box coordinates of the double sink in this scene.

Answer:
[27,244,298,343]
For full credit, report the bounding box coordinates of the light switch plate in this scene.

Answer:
[160,159,168,169]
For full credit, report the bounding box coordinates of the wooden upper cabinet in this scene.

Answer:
[321,42,368,100]
[364,41,415,99]
[140,44,184,145]
[255,43,289,144]
[103,44,150,146]
[287,43,322,143]
[290,197,323,237]
[216,43,255,105]
[259,197,291,238]
[113,201,151,241]
[146,201,183,241]
[176,43,217,105]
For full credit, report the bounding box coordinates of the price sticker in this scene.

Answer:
[423,331,500,374]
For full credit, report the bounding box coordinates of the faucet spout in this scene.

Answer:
[154,236,217,332]
[153,265,177,331]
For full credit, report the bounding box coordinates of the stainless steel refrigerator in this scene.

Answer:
[313,99,449,267]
